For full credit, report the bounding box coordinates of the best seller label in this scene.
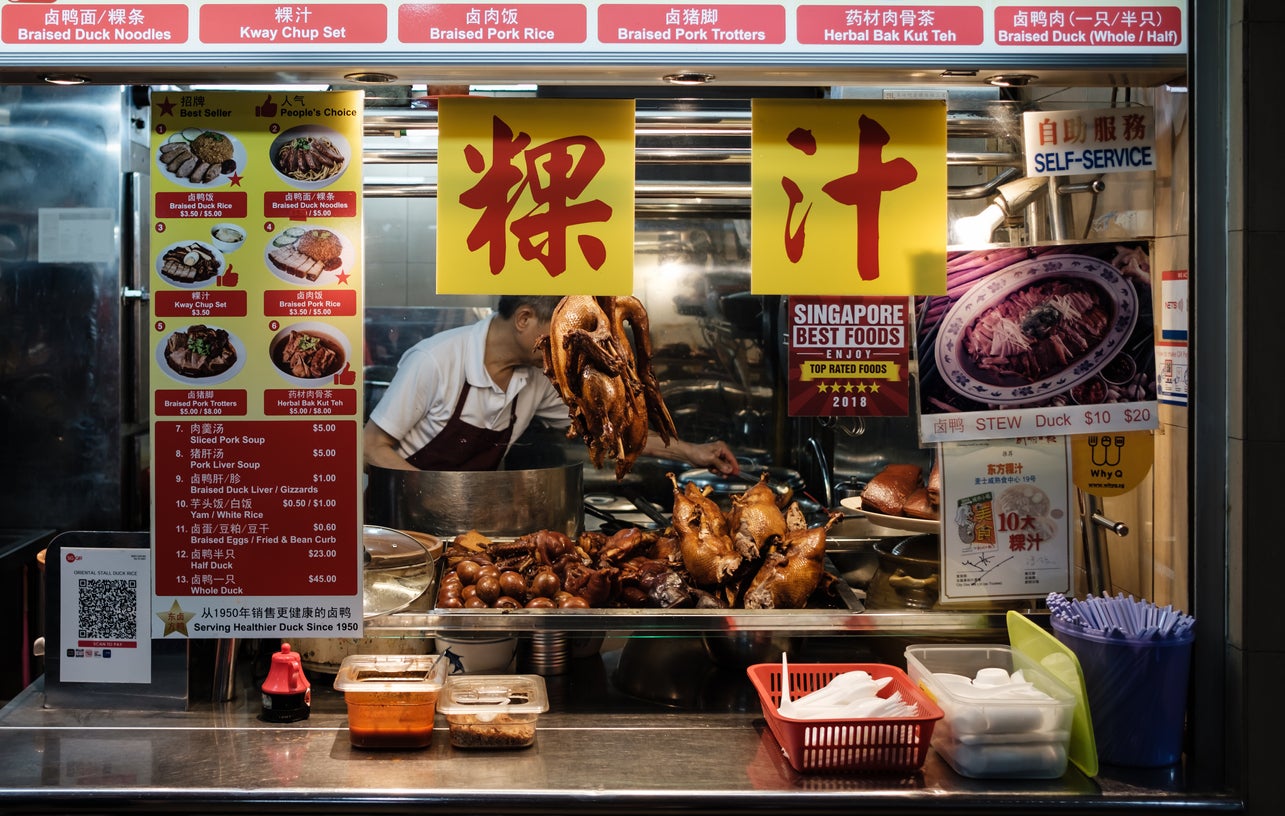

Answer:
[1023,106,1156,177]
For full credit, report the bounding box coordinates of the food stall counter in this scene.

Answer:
[0,650,1240,816]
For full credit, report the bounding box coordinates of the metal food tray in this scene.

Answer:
[362,552,1013,636]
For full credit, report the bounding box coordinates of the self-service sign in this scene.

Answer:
[1023,107,1156,177]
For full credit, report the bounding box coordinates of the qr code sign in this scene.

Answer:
[77,578,138,641]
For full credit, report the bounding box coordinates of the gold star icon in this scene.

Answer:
[157,600,195,637]
[843,382,855,393]
[869,381,881,394]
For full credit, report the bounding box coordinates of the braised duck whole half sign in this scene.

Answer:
[537,295,677,479]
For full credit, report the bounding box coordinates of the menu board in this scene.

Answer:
[148,90,365,640]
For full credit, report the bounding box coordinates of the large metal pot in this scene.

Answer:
[366,463,583,538]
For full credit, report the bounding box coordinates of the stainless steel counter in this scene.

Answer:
[0,642,1242,816]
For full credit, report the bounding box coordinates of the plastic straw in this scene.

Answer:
[1046,591,1194,640]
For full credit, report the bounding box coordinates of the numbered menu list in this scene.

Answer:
[148,90,364,638]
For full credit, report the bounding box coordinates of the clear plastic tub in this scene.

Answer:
[333,654,447,749]
[905,644,1076,778]
[438,674,549,749]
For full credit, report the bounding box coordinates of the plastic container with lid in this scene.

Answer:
[438,674,549,749]
[905,644,1077,778]
[333,654,447,749]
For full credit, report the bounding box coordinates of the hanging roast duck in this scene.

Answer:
[537,296,677,479]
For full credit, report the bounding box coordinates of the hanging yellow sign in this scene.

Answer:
[751,99,947,296]
[437,98,637,295]
[1070,431,1154,496]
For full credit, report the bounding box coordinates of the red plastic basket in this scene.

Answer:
[746,662,944,773]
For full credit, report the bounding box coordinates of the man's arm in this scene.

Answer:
[363,421,418,471]
[641,432,739,476]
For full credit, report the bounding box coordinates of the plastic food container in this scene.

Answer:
[746,662,943,773]
[333,654,447,749]
[438,674,549,749]
[905,644,1076,778]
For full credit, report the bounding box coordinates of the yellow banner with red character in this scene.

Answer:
[437,98,637,295]
[751,99,947,296]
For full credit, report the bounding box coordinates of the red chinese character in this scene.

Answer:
[780,115,917,281]
[1037,117,1059,146]
[460,115,612,277]
[1094,115,1118,142]
[1061,116,1089,145]
[1122,113,1148,141]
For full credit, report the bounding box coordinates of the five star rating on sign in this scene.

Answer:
[815,381,881,394]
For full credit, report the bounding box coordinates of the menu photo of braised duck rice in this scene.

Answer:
[916,240,1158,443]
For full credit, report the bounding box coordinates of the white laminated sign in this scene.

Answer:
[939,437,1072,604]
[60,547,153,684]
[1023,107,1156,177]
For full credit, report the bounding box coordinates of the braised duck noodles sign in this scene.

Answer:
[436,98,636,295]
[751,99,947,295]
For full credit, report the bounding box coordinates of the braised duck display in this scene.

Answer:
[435,475,844,611]
[537,296,677,479]
[743,506,844,610]
[669,472,743,589]
[726,472,788,561]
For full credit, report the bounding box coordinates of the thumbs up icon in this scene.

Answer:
[334,362,357,386]
[255,95,278,118]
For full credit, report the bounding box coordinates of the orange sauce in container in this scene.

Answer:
[333,655,447,749]
[343,690,441,749]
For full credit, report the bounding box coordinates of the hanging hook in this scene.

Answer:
[819,416,866,437]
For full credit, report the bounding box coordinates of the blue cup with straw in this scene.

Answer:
[1048,593,1194,767]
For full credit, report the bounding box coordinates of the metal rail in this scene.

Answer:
[361,105,1024,206]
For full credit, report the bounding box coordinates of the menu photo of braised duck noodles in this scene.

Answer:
[917,240,1158,444]
[147,90,366,639]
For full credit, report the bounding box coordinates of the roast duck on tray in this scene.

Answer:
[861,460,942,520]
[435,473,845,611]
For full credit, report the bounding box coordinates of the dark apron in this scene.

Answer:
[405,382,516,471]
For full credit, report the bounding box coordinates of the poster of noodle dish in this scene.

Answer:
[916,240,1158,444]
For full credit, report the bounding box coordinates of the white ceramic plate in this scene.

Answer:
[934,254,1139,406]
[839,496,941,534]
[154,240,225,289]
[155,129,247,188]
[268,125,352,189]
[155,325,246,386]
[267,321,352,386]
[263,224,353,286]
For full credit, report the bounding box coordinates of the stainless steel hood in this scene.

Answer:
[0,59,1186,89]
